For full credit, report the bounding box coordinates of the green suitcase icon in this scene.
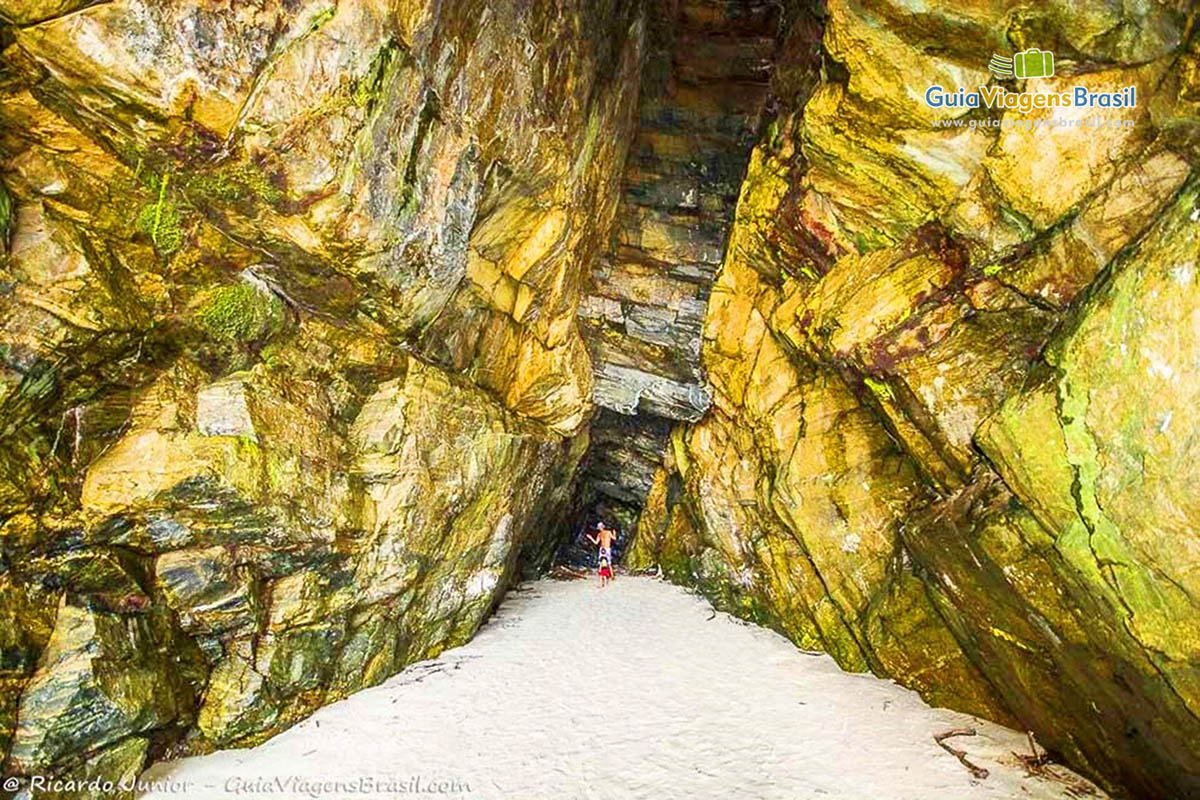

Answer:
[1014,49,1054,79]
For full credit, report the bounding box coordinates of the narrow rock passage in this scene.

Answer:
[141,578,1103,800]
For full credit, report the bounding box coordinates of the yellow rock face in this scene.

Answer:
[1,0,639,784]
[81,430,259,516]
[789,249,958,359]
[3,0,1199,796]
[632,118,1011,715]
[629,4,1200,796]
[997,149,1191,307]
[824,0,990,126]
[985,62,1164,230]
[802,82,991,245]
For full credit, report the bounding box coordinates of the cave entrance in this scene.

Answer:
[563,0,785,565]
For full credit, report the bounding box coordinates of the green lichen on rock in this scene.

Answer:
[627,2,1200,797]
[135,173,186,255]
[187,162,283,207]
[352,42,399,109]
[0,0,638,790]
[2,0,1194,796]
[193,283,285,345]
[0,178,12,251]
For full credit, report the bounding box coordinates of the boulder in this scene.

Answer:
[7,599,198,773]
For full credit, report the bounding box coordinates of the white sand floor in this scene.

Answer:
[141,576,1104,800]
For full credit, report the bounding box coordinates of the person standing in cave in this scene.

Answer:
[586,521,617,584]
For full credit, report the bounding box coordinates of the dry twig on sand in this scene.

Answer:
[1013,732,1098,797]
[1015,731,1051,770]
[548,565,590,580]
[933,728,989,780]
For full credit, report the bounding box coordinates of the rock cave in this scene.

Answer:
[0,0,1198,798]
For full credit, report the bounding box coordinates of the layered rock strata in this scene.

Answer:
[0,0,642,792]
[2,1,1199,798]
[573,0,778,542]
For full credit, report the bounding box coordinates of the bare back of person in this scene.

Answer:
[597,527,614,550]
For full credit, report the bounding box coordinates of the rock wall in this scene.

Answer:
[0,0,642,791]
[628,1,1200,797]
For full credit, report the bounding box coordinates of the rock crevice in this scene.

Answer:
[573,0,779,542]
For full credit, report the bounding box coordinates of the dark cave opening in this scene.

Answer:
[561,0,789,564]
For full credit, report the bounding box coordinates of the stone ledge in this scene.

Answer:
[593,363,712,422]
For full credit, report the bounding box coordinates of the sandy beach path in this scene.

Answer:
[141,576,1103,800]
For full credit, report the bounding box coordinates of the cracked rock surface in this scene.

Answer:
[1,0,639,794]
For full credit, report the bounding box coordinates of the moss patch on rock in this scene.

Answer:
[187,162,284,207]
[193,283,285,346]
